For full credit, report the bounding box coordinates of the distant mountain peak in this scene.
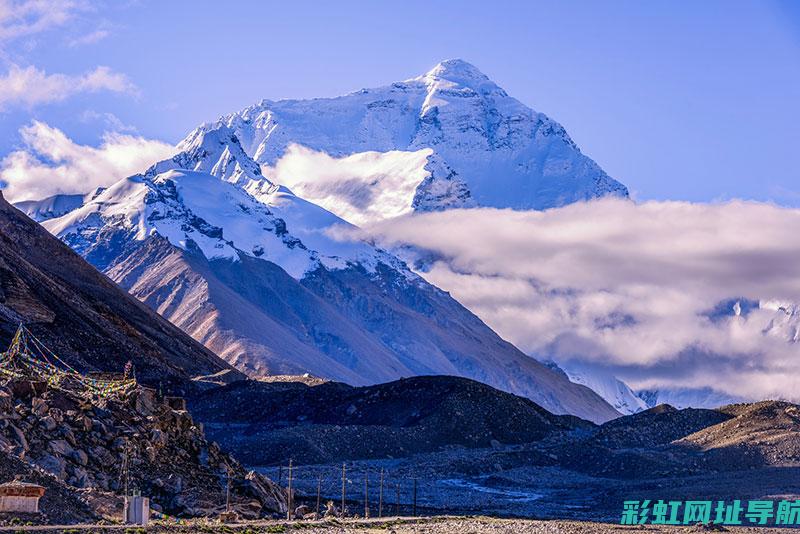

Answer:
[421,59,492,85]
[178,61,627,222]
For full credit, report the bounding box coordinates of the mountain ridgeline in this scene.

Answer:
[14,60,629,423]
[0,191,241,392]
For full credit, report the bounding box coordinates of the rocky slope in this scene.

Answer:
[189,376,593,465]
[184,59,628,224]
[39,168,619,423]
[0,449,96,524]
[678,401,800,467]
[0,191,241,393]
[0,379,285,522]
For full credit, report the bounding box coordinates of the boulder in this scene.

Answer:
[35,452,66,479]
[294,504,310,518]
[0,389,12,413]
[48,439,74,457]
[31,397,48,416]
[40,416,57,431]
[69,448,89,466]
[10,423,28,452]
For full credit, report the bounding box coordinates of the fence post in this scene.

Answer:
[316,475,322,520]
[341,463,346,517]
[286,459,293,521]
[378,468,384,518]
[364,469,369,518]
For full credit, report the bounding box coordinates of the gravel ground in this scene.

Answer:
[1,517,796,533]
[286,517,796,533]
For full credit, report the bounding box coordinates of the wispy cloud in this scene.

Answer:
[0,120,174,201]
[339,199,800,402]
[0,64,138,110]
[80,109,137,132]
[0,0,82,42]
[67,28,109,47]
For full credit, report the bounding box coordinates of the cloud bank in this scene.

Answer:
[342,199,800,401]
[264,144,432,226]
[0,121,174,202]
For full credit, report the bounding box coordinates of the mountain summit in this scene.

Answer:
[421,58,494,87]
[16,61,626,423]
[181,59,628,224]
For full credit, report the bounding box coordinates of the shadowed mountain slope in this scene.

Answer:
[0,191,242,392]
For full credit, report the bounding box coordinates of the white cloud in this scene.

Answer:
[67,28,108,47]
[80,109,137,132]
[339,199,800,402]
[0,64,138,110]
[264,144,433,226]
[0,121,174,201]
[0,0,81,42]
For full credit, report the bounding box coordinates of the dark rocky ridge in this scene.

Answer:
[0,191,242,393]
[242,396,800,521]
[190,375,594,465]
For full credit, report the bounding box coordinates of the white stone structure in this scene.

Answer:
[123,495,150,525]
[0,480,46,513]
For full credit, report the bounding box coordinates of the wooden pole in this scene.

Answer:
[364,470,369,518]
[226,464,231,512]
[123,439,129,497]
[378,468,384,518]
[341,463,346,517]
[286,459,293,521]
[316,475,322,520]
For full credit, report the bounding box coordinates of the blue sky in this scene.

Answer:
[1,0,799,204]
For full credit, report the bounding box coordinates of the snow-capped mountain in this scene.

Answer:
[543,360,646,415]
[760,299,800,343]
[182,59,627,225]
[561,363,647,415]
[14,187,106,222]
[40,159,620,423]
[637,388,742,410]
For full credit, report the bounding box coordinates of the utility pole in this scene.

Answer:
[364,470,369,518]
[341,463,346,517]
[378,468,384,518]
[315,475,322,520]
[395,482,400,516]
[286,459,293,521]
[226,464,232,512]
[122,439,129,497]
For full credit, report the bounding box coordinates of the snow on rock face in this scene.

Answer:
[43,169,405,280]
[14,188,105,222]
[148,126,266,189]
[183,59,627,224]
[545,360,647,415]
[760,299,800,343]
[636,388,742,410]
